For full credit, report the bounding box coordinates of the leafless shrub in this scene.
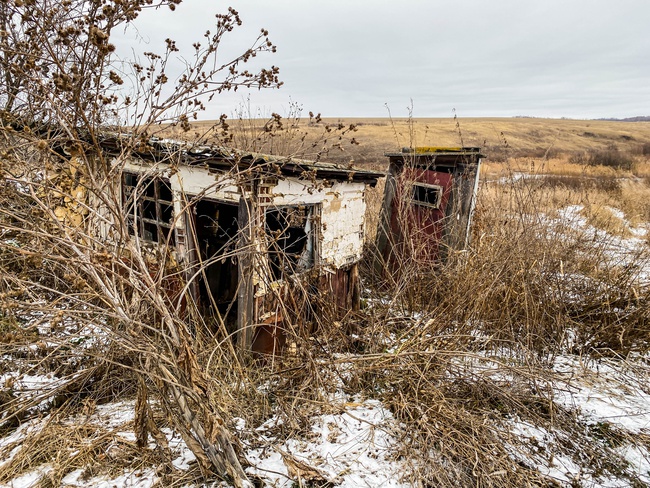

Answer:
[643,142,650,157]
[569,145,634,171]
[0,1,286,485]
[2,3,650,484]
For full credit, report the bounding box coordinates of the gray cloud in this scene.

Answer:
[117,0,650,119]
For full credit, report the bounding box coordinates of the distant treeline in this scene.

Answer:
[596,116,650,122]
[513,116,650,122]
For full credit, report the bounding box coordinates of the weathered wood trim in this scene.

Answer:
[237,196,254,352]
[182,200,201,310]
[374,167,397,275]
[350,263,360,312]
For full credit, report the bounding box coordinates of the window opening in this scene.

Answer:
[412,182,443,209]
[122,173,175,244]
[265,205,317,280]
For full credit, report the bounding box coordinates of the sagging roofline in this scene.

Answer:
[99,134,385,186]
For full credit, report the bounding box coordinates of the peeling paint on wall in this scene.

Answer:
[108,144,384,353]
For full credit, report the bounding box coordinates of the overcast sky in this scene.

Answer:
[120,0,650,119]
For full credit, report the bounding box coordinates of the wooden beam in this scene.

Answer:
[374,168,397,275]
[237,196,254,353]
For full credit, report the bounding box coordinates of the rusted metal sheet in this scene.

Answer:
[377,147,483,271]
[388,168,453,263]
[319,263,361,312]
[251,312,286,356]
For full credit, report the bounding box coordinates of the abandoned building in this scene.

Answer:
[376,147,483,270]
[103,138,383,353]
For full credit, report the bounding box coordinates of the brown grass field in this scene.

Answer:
[172,116,650,168]
[166,115,650,243]
[320,117,650,167]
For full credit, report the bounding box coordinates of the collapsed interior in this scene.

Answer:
[122,173,322,321]
[190,201,319,343]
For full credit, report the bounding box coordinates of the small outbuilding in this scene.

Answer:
[376,147,483,270]
[103,137,383,353]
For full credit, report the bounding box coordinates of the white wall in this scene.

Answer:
[120,159,368,270]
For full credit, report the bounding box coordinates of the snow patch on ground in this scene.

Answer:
[247,399,409,487]
[554,204,650,283]
[507,419,583,485]
[504,353,650,486]
[553,355,650,433]
[60,468,158,488]
[0,419,47,472]
[618,444,650,485]
[0,465,52,488]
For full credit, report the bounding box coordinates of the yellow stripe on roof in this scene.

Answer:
[413,147,464,154]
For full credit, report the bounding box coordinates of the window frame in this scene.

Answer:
[264,204,320,280]
[411,182,444,209]
[122,172,176,245]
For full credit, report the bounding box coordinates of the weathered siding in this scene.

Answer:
[119,162,369,272]
[173,166,241,202]
[121,161,240,202]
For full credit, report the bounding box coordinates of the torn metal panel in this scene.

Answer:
[265,205,317,278]
[320,189,367,269]
[320,263,361,312]
[269,178,369,269]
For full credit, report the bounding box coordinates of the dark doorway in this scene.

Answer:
[194,199,239,326]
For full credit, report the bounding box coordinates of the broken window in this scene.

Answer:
[265,205,317,280]
[122,173,175,244]
[412,182,443,209]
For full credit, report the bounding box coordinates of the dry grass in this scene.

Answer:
[164,117,650,485]
[0,420,159,486]
[581,205,632,238]
[349,166,650,485]
[2,171,649,486]
[2,116,650,486]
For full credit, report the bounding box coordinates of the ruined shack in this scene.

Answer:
[103,138,383,353]
[376,147,483,270]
